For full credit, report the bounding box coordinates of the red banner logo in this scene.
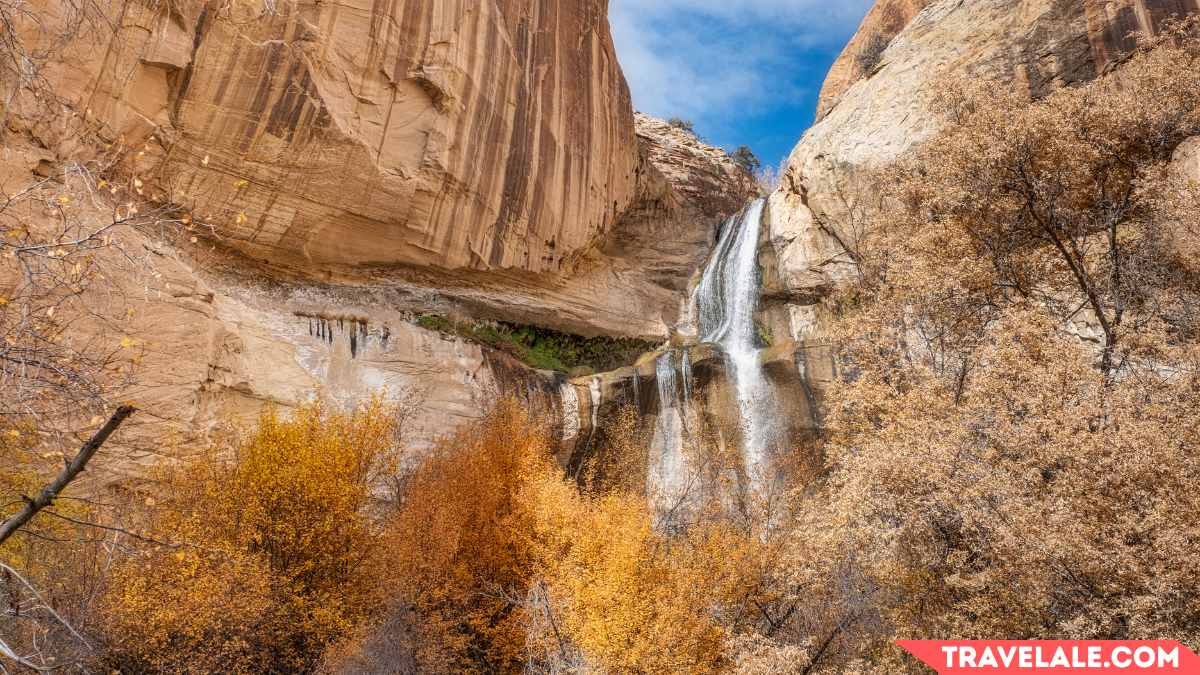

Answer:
[896,641,1200,673]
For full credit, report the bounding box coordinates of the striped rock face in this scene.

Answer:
[36,0,640,275]
[5,0,763,475]
[818,0,1200,121]
[23,0,757,340]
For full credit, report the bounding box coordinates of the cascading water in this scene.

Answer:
[691,198,776,484]
[588,377,602,443]
[680,349,692,402]
[559,382,580,446]
[649,351,687,514]
[644,198,774,513]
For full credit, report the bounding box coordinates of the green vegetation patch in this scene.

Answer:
[415,315,655,374]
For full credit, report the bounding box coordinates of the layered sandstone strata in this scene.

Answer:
[5,0,759,471]
[3,111,753,474]
[22,0,755,340]
[36,0,638,275]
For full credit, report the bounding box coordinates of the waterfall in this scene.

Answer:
[692,198,776,484]
[560,382,580,445]
[588,377,602,446]
[650,350,687,518]
[680,348,692,402]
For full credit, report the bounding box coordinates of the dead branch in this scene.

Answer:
[0,405,134,546]
[0,562,90,650]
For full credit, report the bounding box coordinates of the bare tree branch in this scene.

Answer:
[0,634,51,673]
[0,562,90,651]
[0,405,134,547]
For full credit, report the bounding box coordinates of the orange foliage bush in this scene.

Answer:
[325,399,806,675]
[368,399,551,673]
[532,480,752,674]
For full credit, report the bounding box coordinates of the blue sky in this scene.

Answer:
[609,0,874,170]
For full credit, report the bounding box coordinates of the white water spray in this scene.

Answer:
[559,382,580,445]
[588,377,602,439]
[649,351,687,512]
[692,198,776,483]
[680,348,692,402]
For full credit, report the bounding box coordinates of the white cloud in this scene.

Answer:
[609,0,873,140]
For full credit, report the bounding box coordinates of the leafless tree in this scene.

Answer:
[0,2,198,670]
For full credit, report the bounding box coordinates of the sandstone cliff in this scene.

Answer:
[37,112,751,474]
[819,0,1200,120]
[397,112,758,338]
[766,0,1200,339]
[40,0,637,275]
[815,0,933,121]
[23,0,760,341]
[2,0,759,473]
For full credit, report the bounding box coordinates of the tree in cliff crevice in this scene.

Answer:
[667,117,696,134]
[857,34,890,75]
[855,18,1200,381]
[731,145,762,175]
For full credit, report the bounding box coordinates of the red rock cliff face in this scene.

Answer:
[3,0,758,467]
[37,0,639,275]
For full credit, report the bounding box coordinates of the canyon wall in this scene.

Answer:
[766,0,1200,340]
[27,0,1196,474]
[814,0,933,121]
[2,0,758,473]
[24,0,757,340]
[819,0,1200,121]
[41,0,637,275]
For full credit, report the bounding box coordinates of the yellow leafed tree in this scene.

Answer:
[101,398,401,674]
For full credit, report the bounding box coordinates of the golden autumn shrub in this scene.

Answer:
[321,398,809,675]
[529,467,814,674]
[101,547,297,674]
[100,398,401,673]
[531,480,727,674]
